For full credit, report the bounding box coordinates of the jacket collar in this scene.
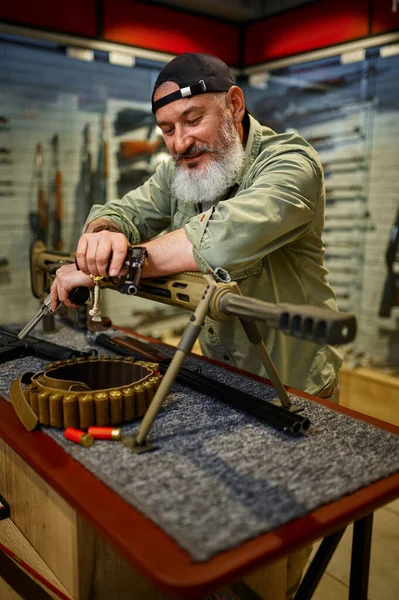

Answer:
[236,114,263,184]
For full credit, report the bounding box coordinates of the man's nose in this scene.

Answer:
[174,127,193,154]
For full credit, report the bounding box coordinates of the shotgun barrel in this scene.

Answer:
[95,332,311,435]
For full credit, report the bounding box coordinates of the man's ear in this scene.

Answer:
[226,86,246,124]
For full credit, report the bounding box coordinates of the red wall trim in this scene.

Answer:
[244,0,370,66]
[0,0,97,38]
[371,1,399,35]
[1,0,397,69]
[102,0,240,65]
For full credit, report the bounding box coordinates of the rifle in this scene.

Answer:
[52,134,63,251]
[102,117,109,204]
[120,138,163,160]
[307,127,363,147]
[30,143,47,243]
[379,206,399,317]
[29,242,357,350]
[92,117,109,205]
[82,124,93,216]
[0,258,10,284]
[72,125,94,247]
[0,328,92,364]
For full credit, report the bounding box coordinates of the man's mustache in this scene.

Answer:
[175,145,210,162]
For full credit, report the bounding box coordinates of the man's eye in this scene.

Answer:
[187,117,200,125]
[163,128,174,136]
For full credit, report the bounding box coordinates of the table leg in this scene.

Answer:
[293,528,346,600]
[349,513,373,600]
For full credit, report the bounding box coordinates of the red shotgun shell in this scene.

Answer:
[87,426,121,440]
[64,427,94,447]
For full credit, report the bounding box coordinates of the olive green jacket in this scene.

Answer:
[85,115,342,395]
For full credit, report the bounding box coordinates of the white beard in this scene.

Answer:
[171,116,245,209]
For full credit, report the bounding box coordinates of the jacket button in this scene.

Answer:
[208,327,214,334]
[223,355,230,361]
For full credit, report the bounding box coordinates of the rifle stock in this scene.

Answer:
[120,139,162,160]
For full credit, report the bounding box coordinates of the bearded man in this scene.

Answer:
[52,52,340,401]
[51,52,341,599]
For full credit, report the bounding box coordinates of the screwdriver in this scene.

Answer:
[18,287,90,340]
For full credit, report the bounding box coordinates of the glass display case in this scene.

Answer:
[0,34,165,327]
[243,46,399,371]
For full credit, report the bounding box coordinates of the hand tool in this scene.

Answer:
[18,287,90,340]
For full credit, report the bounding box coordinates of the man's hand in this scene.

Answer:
[50,263,94,311]
[75,230,130,278]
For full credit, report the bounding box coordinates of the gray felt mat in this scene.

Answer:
[1,324,399,562]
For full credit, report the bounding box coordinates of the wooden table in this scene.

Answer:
[1,351,399,600]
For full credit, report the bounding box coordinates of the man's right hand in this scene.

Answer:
[75,230,130,278]
[50,263,95,311]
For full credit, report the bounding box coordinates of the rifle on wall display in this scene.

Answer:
[52,134,63,251]
[29,143,47,243]
[82,124,93,216]
[379,206,399,318]
[101,117,109,204]
[0,258,10,285]
[120,138,163,160]
[72,124,93,246]
[92,117,108,205]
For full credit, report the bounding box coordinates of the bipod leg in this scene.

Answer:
[239,318,291,410]
[130,276,217,451]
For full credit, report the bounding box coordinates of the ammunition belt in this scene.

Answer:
[10,355,162,431]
